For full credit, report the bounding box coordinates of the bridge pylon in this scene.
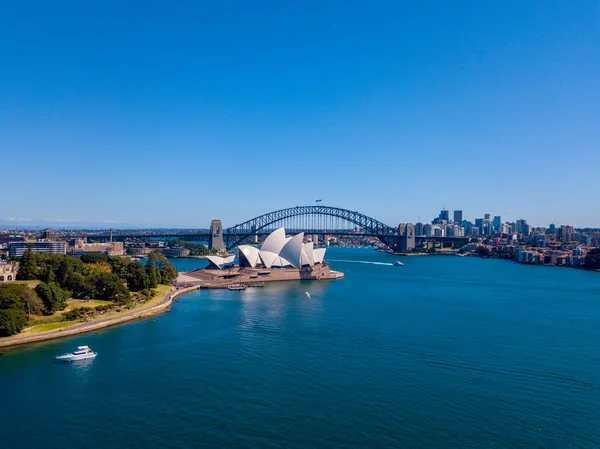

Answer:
[209,219,225,252]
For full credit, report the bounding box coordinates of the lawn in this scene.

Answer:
[64,299,112,311]
[24,322,77,335]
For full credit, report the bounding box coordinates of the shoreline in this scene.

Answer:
[0,285,201,349]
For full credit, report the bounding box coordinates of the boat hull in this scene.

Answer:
[56,353,97,362]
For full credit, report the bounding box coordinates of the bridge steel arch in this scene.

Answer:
[224,205,398,249]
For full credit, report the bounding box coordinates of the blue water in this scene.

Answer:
[2,249,600,448]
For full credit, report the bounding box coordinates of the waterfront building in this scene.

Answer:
[8,241,67,258]
[433,227,444,237]
[162,247,191,258]
[228,227,326,269]
[453,210,463,224]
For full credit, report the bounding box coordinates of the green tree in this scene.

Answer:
[80,253,108,264]
[35,282,70,314]
[56,256,85,289]
[147,251,177,284]
[0,309,28,336]
[64,271,89,298]
[108,256,130,280]
[146,253,159,288]
[0,283,31,310]
[87,271,131,304]
[21,287,45,317]
[17,247,37,280]
[126,261,150,292]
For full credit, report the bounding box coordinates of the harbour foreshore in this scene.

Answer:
[0,285,201,348]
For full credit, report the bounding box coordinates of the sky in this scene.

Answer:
[1,1,599,228]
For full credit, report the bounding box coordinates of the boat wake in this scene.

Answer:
[328,259,394,266]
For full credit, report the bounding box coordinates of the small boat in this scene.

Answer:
[305,292,311,298]
[394,261,404,266]
[56,346,97,362]
[227,283,247,291]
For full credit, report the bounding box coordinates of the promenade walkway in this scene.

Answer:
[0,285,201,348]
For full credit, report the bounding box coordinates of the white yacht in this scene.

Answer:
[55,346,97,362]
[394,261,404,266]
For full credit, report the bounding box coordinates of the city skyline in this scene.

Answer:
[2,2,599,227]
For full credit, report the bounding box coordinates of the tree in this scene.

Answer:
[21,287,45,317]
[108,256,130,280]
[147,251,177,285]
[56,256,85,288]
[146,253,159,288]
[126,261,150,292]
[0,283,30,310]
[80,253,108,264]
[87,271,131,304]
[17,247,37,280]
[0,309,28,336]
[35,282,69,314]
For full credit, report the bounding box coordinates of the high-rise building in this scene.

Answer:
[558,225,574,243]
[475,218,484,234]
[516,219,528,234]
[548,223,556,234]
[439,210,449,222]
[41,229,58,241]
[453,210,463,224]
[415,222,424,236]
[493,216,501,230]
[424,224,433,236]
[484,213,492,220]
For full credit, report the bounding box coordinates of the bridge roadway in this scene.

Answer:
[84,230,470,246]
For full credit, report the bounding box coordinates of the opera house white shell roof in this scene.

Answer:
[235,227,326,269]
[206,254,235,269]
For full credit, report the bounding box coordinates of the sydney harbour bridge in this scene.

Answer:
[90,205,470,252]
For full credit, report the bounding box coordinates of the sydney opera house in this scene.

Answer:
[206,227,326,270]
[178,228,343,286]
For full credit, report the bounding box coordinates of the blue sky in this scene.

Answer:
[1,1,599,228]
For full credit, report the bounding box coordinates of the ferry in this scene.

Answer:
[56,346,97,362]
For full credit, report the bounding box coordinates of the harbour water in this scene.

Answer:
[1,248,600,448]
